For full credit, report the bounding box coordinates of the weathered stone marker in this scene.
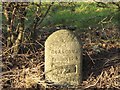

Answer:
[45,29,82,86]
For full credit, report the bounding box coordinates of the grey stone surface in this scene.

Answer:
[45,29,82,86]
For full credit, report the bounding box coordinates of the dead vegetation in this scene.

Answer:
[1,2,120,90]
[1,24,120,90]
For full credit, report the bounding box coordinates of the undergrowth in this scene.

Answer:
[1,2,120,90]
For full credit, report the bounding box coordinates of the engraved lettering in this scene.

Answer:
[51,49,79,54]
[45,30,82,85]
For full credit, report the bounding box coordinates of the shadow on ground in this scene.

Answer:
[83,47,120,81]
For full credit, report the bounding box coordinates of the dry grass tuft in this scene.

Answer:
[83,65,120,89]
[2,64,43,88]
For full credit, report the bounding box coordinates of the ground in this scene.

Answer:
[1,2,120,90]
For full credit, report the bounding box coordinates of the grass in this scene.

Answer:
[41,2,120,30]
[3,2,119,31]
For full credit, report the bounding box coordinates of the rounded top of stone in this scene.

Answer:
[45,29,77,42]
[48,29,71,37]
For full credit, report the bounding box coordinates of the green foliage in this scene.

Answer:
[2,2,120,32]
[2,2,120,42]
[41,2,119,30]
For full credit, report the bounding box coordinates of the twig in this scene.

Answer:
[1,45,16,56]
[37,2,54,28]
[85,50,95,64]
[35,40,44,48]
[84,71,103,89]
[0,69,23,75]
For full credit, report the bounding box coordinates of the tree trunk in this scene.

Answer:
[13,3,27,54]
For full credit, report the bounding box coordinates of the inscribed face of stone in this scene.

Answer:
[45,29,82,85]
